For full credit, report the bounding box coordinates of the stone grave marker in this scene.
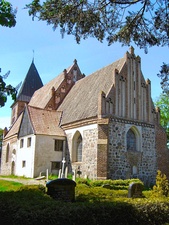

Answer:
[128,182,144,198]
[46,178,76,202]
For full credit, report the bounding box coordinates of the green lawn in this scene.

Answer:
[0,179,23,191]
[0,178,169,225]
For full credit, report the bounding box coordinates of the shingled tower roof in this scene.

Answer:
[17,61,43,102]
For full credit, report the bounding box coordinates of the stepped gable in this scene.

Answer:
[27,106,65,136]
[29,71,65,109]
[17,61,43,102]
[29,60,83,109]
[58,57,125,125]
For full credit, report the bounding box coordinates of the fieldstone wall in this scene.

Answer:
[66,126,98,179]
[1,136,18,176]
[108,119,157,185]
[139,126,157,185]
[82,128,98,179]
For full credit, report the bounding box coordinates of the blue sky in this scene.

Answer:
[0,0,168,129]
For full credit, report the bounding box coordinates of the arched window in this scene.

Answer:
[76,135,82,162]
[127,129,136,151]
[72,131,82,162]
[6,143,10,163]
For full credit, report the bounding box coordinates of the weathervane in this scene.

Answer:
[32,49,35,63]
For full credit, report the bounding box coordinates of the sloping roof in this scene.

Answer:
[28,106,65,136]
[29,63,79,109]
[17,61,43,102]
[4,113,23,139]
[58,57,125,125]
[29,71,64,108]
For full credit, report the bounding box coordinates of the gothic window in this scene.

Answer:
[127,129,136,151]
[6,143,10,163]
[72,131,83,162]
[76,135,82,162]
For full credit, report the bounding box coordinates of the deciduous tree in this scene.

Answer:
[154,93,169,144]
[0,0,16,27]
[158,63,169,95]
[26,0,169,51]
[0,70,17,107]
[0,0,17,107]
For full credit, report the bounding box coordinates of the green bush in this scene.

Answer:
[90,178,143,190]
[76,177,91,186]
[152,170,169,197]
[0,178,169,225]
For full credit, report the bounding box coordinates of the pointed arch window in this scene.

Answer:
[6,143,10,163]
[127,129,136,151]
[72,131,83,162]
[76,135,82,162]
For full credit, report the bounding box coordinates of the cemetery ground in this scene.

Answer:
[0,174,169,225]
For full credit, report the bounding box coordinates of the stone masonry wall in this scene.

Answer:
[1,136,18,176]
[82,128,98,179]
[140,127,157,185]
[108,119,157,185]
[66,126,98,179]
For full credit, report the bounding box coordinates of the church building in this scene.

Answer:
[1,47,169,185]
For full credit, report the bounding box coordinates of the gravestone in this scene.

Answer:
[128,182,144,198]
[46,178,76,202]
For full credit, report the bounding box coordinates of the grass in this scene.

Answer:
[0,179,23,192]
[0,178,169,225]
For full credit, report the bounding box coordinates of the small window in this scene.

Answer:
[54,140,63,151]
[27,137,31,147]
[51,161,61,170]
[20,139,24,148]
[22,160,26,168]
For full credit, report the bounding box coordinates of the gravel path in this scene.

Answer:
[0,177,47,186]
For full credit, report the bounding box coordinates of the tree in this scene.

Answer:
[153,170,169,197]
[154,93,169,144]
[0,0,17,107]
[0,69,17,107]
[157,63,169,95]
[0,0,16,27]
[26,0,169,93]
[26,0,169,51]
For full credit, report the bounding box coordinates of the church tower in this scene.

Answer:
[10,61,43,125]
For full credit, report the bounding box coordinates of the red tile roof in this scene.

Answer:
[28,106,65,136]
